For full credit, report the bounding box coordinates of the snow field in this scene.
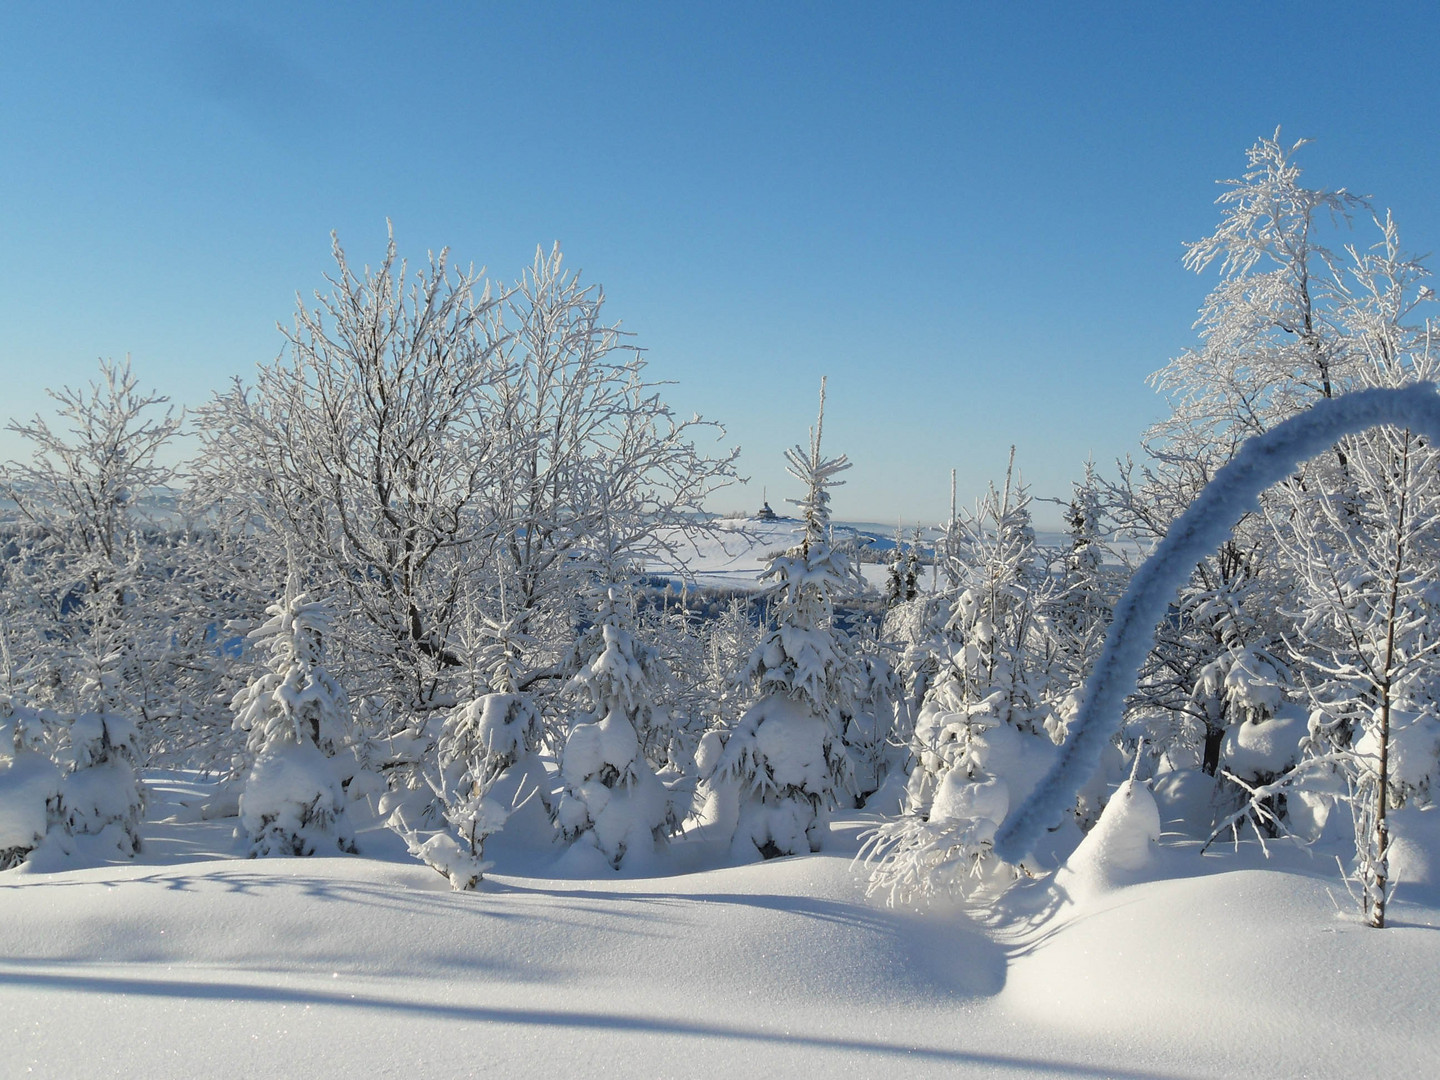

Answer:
[3,772,1439,1079]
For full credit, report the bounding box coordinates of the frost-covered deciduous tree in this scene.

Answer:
[993,383,1440,879]
[1268,380,1440,926]
[0,359,182,740]
[1103,132,1437,796]
[1153,130,1371,458]
[480,245,739,695]
[711,379,858,859]
[233,592,356,857]
[195,235,738,758]
[193,227,507,722]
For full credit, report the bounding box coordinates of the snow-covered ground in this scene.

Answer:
[3,770,1437,1079]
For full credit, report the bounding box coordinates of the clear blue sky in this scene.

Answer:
[4,2,1439,528]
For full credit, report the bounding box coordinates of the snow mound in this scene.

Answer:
[1002,865,1440,1077]
[1055,778,1160,902]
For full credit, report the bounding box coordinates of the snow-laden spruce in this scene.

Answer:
[0,695,62,869]
[556,588,675,870]
[0,647,146,867]
[58,662,145,859]
[385,610,545,888]
[707,379,858,859]
[865,460,1072,902]
[232,592,356,857]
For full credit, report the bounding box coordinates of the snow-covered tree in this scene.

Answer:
[1267,377,1440,926]
[193,227,507,725]
[1048,467,1114,697]
[232,592,356,857]
[883,525,922,606]
[56,649,145,858]
[480,245,739,697]
[993,383,1440,885]
[0,694,63,870]
[840,623,904,807]
[1102,132,1435,796]
[867,455,1072,901]
[398,605,551,870]
[0,359,182,743]
[905,456,1057,815]
[555,588,675,869]
[711,379,859,859]
[194,235,738,763]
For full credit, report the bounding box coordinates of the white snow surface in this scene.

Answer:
[2,770,1439,1078]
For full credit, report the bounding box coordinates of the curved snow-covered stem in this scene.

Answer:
[994,383,1440,863]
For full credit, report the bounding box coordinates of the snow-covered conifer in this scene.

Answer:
[232,592,355,857]
[1048,467,1114,697]
[57,653,145,858]
[868,456,1068,900]
[0,694,63,870]
[401,606,550,873]
[712,379,858,859]
[555,588,675,869]
[841,626,905,808]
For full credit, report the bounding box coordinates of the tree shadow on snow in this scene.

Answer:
[0,964,1193,1079]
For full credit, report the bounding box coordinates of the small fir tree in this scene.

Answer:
[713,378,858,859]
[232,592,356,857]
[0,694,63,870]
[556,588,675,869]
[57,649,145,858]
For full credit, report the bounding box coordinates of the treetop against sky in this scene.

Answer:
[3,1,1438,527]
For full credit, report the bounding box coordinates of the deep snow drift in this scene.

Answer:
[2,770,1437,1079]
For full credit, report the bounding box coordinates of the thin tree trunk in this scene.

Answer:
[1370,432,1411,929]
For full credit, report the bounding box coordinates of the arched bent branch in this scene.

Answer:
[993,383,1440,864]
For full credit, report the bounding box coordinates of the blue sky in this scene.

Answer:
[3,2,1439,527]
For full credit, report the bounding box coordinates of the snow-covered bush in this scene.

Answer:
[392,765,512,891]
[0,695,62,870]
[232,593,356,857]
[388,609,549,884]
[1055,772,1161,904]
